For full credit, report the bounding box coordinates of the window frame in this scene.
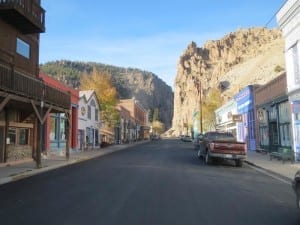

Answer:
[16,37,30,59]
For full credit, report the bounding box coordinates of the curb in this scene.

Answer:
[244,160,293,184]
[0,141,148,186]
[0,159,78,186]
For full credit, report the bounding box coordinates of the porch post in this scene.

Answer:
[36,101,44,168]
[65,110,71,160]
[4,109,8,163]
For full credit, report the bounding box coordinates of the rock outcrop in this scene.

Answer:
[172,27,285,135]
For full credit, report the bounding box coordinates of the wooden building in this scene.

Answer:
[0,1,70,166]
[39,73,79,154]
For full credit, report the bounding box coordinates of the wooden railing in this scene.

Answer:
[0,63,70,109]
[0,0,45,32]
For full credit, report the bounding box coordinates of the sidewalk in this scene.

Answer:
[0,141,144,186]
[0,141,300,186]
[245,150,300,182]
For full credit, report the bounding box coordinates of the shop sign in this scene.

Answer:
[232,114,242,122]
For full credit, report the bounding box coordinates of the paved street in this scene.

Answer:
[0,139,299,225]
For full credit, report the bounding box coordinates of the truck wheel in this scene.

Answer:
[197,149,201,159]
[205,152,211,165]
[235,159,243,167]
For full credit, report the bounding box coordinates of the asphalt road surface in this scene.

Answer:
[0,139,299,225]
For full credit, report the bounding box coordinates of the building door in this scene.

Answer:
[95,129,99,146]
[78,130,84,150]
[269,122,279,152]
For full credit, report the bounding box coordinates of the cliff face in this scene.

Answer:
[172,27,285,135]
[111,68,174,129]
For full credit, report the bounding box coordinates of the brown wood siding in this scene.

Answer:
[0,19,39,77]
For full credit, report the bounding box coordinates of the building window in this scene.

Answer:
[90,99,96,107]
[292,43,300,84]
[95,108,98,121]
[8,128,16,144]
[259,126,269,146]
[7,128,29,145]
[19,128,29,145]
[280,124,291,147]
[88,105,91,119]
[16,38,30,59]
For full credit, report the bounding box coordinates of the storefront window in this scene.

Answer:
[280,124,291,146]
[19,129,29,145]
[60,118,66,140]
[296,112,300,121]
[295,124,300,148]
[259,126,269,146]
[269,106,277,121]
[8,128,16,144]
[50,117,57,140]
[279,101,291,123]
[7,128,29,145]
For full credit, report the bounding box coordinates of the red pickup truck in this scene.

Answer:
[196,131,246,167]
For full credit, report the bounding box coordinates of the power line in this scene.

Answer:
[264,0,288,27]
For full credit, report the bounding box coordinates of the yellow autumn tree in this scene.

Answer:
[202,87,223,131]
[80,68,119,124]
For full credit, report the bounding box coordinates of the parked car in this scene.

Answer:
[292,170,300,208]
[182,135,192,142]
[197,131,246,167]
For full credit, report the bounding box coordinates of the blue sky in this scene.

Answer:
[40,0,286,88]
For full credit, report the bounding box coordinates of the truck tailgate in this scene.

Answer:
[210,141,246,154]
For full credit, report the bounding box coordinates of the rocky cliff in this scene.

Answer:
[172,27,285,135]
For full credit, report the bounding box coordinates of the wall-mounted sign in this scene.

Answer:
[232,114,242,122]
[257,109,266,122]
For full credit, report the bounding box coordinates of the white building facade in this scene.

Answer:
[277,0,300,160]
[215,100,239,138]
[78,90,101,150]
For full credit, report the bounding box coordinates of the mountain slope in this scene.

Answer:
[40,60,174,129]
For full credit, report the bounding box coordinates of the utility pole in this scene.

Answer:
[199,80,203,134]
[195,79,203,133]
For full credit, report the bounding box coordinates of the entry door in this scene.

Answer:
[269,122,279,152]
[0,127,4,162]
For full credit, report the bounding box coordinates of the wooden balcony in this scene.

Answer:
[0,63,70,110]
[0,0,45,34]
